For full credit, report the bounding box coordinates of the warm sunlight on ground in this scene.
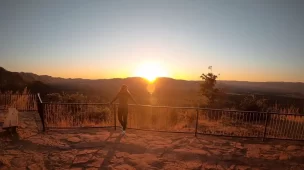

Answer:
[134,62,169,82]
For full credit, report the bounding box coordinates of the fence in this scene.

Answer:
[0,94,37,111]
[36,97,304,141]
[196,109,304,140]
[42,103,115,129]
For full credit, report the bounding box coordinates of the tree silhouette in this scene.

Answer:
[200,68,220,106]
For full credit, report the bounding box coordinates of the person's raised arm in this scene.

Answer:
[128,92,138,105]
[110,93,119,105]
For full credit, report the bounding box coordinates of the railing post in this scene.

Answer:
[114,104,117,130]
[36,93,46,132]
[262,112,270,141]
[195,109,199,137]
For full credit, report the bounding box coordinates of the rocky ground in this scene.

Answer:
[0,112,304,170]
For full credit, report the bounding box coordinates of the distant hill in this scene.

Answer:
[0,67,53,94]
[1,66,304,100]
[0,67,27,91]
[218,81,304,98]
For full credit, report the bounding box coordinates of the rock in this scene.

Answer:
[0,156,11,167]
[202,162,221,170]
[5,150,21,155]
[235,143,243,149]
[115,152,127,158]
[11,157,27,167]
[31,153,43,163]
[286,145,301,151]
[27,164,46,170]
[222,155,234,161]
[229,165,236,170]
[87,158,104,168]
[209,149,222,155]
[73,154,92,164]
[107,165,115,170]
[185,161,201,169]
[77,149,98,155]
[246,144,271,151]
[246,148,260,158]
[114,164,136,170]
[67,137,81,143]
[86,168,99,170]
[57,145,71,150]
[49,151,76,165]
[236,165,250,170]
[275,145,281,149]
[279,153,289,160]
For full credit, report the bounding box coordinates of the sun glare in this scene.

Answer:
[134,62,168,82]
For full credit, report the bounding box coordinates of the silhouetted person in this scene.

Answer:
[110,85,137,135]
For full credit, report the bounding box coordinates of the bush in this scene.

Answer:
[238,95,268,112]
[238,95,268,122]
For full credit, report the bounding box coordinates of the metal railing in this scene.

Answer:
[196,109,304,140]
[42,102,115,129]
[35,94,304,141]
[36,93,46,132]
[0,94,37,111]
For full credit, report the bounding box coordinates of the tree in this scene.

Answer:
[200,67,220,106]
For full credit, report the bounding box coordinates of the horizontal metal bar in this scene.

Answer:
[268,112,304,116]
[0,94,36,97]
[41,102,302,116]
[196,132,264,139]
[261,137,304,142]
[47,126,116,129]
[42,102,109,105]
[127,127,195,134]
[196,133,304,141]
[35,93,301,115]
[47,126,195,134]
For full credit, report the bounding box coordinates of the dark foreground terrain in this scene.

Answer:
[1,112,304,170]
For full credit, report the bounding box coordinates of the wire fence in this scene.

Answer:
[0,94,37,111]
[37,100,304,141]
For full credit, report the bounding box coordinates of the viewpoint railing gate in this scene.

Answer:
[36,97,304,141]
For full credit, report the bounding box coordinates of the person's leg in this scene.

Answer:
[118,108,124,129]
[122,108,128,131]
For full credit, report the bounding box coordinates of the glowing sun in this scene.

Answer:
[134,62,168,82]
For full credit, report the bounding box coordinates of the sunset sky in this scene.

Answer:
[1,0,303,82]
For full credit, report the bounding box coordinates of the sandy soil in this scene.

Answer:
[0,112,304,170]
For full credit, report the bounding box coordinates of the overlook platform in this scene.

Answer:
[0,112,304,170]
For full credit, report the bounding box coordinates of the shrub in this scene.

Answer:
[238,95,268,122]
[238,95,268,112]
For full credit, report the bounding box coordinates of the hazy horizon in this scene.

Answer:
[2,65,304,83]
[1,0,304,82]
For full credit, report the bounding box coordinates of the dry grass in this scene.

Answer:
[270,103,301,114]
[0,88,37,111]
[44,104,113,128]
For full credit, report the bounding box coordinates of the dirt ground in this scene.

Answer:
[0,112,304,170]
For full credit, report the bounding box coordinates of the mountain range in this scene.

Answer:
[1,66,304,101]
